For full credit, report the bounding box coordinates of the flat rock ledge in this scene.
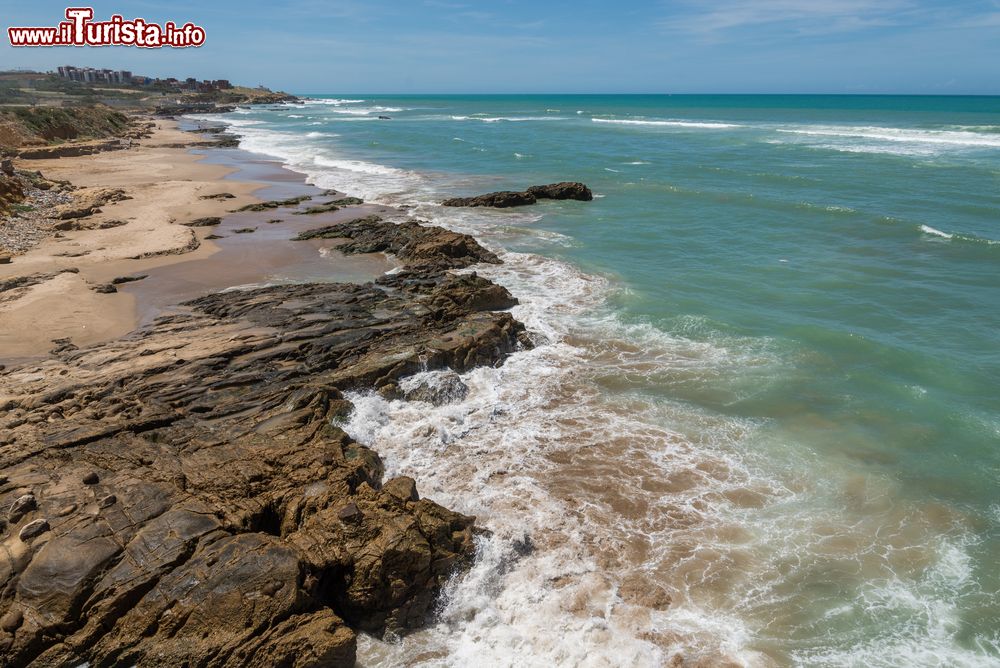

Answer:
[442,181,593,208]
[0,217,528,667]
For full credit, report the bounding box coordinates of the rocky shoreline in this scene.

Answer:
[0,214,528,666]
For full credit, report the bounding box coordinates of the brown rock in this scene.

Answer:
[231,195,311,212]
[442,190,536,208]
[9,493,36,521]
[182,216,222,227]
[0,216,524,665]
[19,518,50,541]
[383,477,419,502]
[443,182,592,207]
[337,502,362,523]
[55,187,130,220]
[0,609,22,632]
[526,181,594,201]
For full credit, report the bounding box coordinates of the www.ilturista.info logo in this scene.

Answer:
[7,7,206,48]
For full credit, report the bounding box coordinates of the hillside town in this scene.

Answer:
[56,65,233,92]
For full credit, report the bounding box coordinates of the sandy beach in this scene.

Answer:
[0,119,392,361]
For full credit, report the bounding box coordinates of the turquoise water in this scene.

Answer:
[200,95,1000,666]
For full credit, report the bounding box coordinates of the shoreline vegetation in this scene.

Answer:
[0,72,535,665]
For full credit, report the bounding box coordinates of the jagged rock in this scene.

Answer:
[0,172,25,213]
[337,502,362,523]
[233,227,256,234]
[526,181,594,201]
[199,193,235,200]
[232,195,311,212]
[211,135,241,148]
[110,275,147,285]
[92,284,117,294]
[55,187,130,220]
[183,216,222,227]
[295,216,502,272]
[0,255,11,265]
[402,371,470,405]
[442,190,536,208]
[294,202,341,215]
[378,383,403,401]
[442,181,592,207]
[153,103,237,116]
[0,216,530,667]
[383,477,419,502]
[17,139,133,160]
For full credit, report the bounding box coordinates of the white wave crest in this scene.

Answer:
[593,118,741,129]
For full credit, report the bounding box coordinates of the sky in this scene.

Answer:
[2,0,999,94]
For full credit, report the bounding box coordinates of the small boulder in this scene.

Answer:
[377,383,403,401]
[0,609,22,632]
[402,371,469,406]
[9,493,36,521]
[19,518,49,541]
[383,476,419,502]
[442,182,592,207]
[442,190,536,208]
[337,502,362,523]
[526,181,593,201]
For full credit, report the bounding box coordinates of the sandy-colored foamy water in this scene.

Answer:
[345,243,988,667]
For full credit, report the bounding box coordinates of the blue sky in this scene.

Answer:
[2,0,999,94]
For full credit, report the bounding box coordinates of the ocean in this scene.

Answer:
[192,95,1000,667]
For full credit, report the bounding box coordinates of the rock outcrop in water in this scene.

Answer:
[441,181,593,208]
[294,215,502,271]
[0,217,527,667]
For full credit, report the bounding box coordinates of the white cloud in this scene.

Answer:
[658,0,912,37]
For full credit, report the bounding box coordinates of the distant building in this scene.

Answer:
[56,65,132,84]
[54,66,232,91]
